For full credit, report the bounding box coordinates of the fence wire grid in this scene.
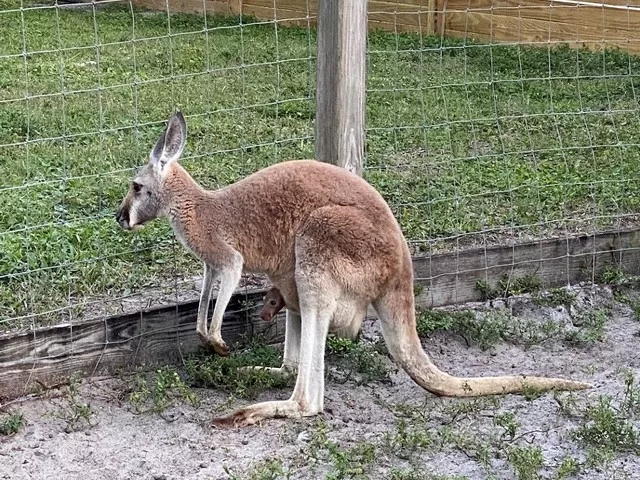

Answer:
[1,0,639,380]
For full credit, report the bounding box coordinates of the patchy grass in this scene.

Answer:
[416,308,507,350]
[533,288,577,308]
[128,366,199,414]
[508,445,545,480]
[553,371,640,467]
[49,373,95,432]
[307,420,377,479]
[1,3,639,327]
[574,395,640,456]
[416,299,609,352]
[564,309,610,346]
[325,335,391,385]
[0,411,24,436]
[555,456,581,479]
[184,337,291,399]
[229,459,291,480]
[475,275,541,301]
[389,472,470,480]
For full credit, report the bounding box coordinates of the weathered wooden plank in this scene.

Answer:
[129,0,437,33]
[133,0,236,15]
[0,288,284,400]
[441,10,640,52]
[315,0,367,176]
[448,1,640,36]
[412,229,640,309]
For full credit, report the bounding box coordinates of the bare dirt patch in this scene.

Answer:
[1,284,639,480]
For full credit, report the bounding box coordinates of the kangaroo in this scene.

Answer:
[260,287,287,323]
[260,286,362,340]
[115,111,590,428]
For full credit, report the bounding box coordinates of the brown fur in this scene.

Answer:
[116,112,590,428]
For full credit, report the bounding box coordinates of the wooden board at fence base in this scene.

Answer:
[0,289,284,401]
[2,228,640,401]
[411,228,640,309]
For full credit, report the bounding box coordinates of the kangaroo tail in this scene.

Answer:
[373,281,590,397]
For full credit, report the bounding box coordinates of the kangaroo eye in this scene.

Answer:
[270,300,277,306]
[132,182,142,193]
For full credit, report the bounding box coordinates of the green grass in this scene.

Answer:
[184,336,292,399]
[0,411,24,436]
[416,298,610,351]
[128,366,199,414]
[1,3,639,326]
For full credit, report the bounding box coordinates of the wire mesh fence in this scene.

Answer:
[0,0,317,336]
[1,0,640,395]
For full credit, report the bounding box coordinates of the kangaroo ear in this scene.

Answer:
[149,111,187,172]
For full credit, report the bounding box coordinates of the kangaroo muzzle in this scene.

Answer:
[115,205,131,230]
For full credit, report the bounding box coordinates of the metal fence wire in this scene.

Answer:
[1,0,639,392]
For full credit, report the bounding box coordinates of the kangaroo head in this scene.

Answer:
[116,111,187,230]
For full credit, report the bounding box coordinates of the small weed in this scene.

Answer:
[498,275,542,297]
[533,288,576,308]
[389,469,470,480]
[615,290,640,321]
[233,459,290,480]
[129,366,199,414]
[505,318,563,349]
[185,336,291,399]
[553,392,580,418]
[325,335,390,385]
[621,369,640,415]
[554,455,581,479]
[326,441,376,480]
[494,412,520,441]
[508,445,544,480]
[476,275,541,301]
[476,279,499,301]
[0,411,24,436]
[596,266,628,286]
[584,446,615,468]
[573,395,640,455]
[385,418,435,459]
[52,373,94,432]
[441,397,501,422]
[439,426,494,468]
[564,309,609,345]
[413,284,425,297]
[308,420,376,479]
[521,383,547,402]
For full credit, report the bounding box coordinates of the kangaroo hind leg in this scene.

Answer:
[212,225,341,427]
[212,278,336,427]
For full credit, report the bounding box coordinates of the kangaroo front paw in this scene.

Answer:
[197,332,231,356]
[211,338,231,356]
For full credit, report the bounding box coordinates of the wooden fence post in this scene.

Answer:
[314,0,367,176]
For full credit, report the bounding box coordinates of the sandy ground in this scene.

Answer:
[1,284,639,480]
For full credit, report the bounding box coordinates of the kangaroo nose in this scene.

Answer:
[115,207,130,229]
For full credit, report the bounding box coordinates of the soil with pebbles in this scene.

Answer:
[1,284,639,480]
